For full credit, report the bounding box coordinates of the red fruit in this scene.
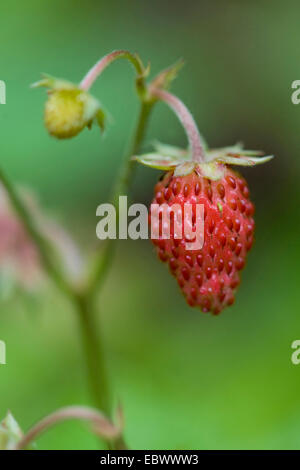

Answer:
[150,167,255,315]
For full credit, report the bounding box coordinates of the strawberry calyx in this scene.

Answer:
[133,141,273,181]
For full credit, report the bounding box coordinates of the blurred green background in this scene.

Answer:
[0,0,300,450]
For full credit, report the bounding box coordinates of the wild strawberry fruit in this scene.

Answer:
[134,142,273,315]
[31,76,105,139]
[151,167,254,314]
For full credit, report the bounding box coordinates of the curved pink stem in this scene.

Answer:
[14,406,121,450]
[151,88,205,163]
[79,50,145,91]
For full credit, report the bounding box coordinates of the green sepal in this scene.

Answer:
[133,141,273,178]
[195,161,225,180]
[150,59,184,91]
[173,162,196,176]
[0,411,26,450]
[132,153,180,170]
[206,143,273,166]
[153,141,190,159]
[95,108,106,133]
[30,74,77,91]
[216,154,273,166]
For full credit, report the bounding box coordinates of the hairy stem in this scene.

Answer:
[60,51,152,439]
[75,295,111,415]
[88,100,153,296]
[76,102,153,449]
[14,406,123,450]
[150,88,206,163]
[79,50,146,95]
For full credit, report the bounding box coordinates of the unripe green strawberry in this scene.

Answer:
[31,76,105,139]
[151,166,254,314]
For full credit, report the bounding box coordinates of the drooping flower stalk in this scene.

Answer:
[73,55,155,432]
[87,101,153,297]
[79,49,147,97]
[150,88,206,163]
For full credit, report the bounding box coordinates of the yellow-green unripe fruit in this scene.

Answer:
[45,88,102,139]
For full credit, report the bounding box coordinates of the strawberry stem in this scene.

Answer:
[150,88,206,163]
[79,49,147,97]
[88,100,153,295]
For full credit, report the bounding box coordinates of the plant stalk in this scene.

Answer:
[79,49,147,97]
[150,88,206,163]
[75,99,153,450]
[75,294,111,415]
[88,99,153,297]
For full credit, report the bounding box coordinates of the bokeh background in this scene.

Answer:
[0,0,300,449]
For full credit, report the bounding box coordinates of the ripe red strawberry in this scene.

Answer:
[133,83,272,314]
[150,165,255,314]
